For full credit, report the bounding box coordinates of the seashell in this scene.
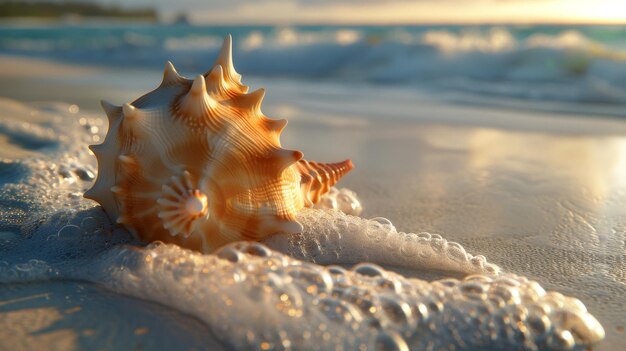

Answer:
[85,35,354,253]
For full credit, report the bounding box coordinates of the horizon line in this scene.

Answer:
[1,16,626,27]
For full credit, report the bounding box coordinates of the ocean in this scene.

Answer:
[1,23,626,107]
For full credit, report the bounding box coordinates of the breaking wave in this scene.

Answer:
[2,24,626,105]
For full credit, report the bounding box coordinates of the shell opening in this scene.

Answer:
[157,174,210,238]
[186,190,209,216]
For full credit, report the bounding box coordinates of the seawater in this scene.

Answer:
[1,24,626,105]
[0,98,606,349]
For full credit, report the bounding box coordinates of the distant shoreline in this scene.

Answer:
[0,1,157,21]
[0,17,159,26]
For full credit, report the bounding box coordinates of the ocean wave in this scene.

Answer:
[1,25,626,104]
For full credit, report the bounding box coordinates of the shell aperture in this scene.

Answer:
[84,35,354,253]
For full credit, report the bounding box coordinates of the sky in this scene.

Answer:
[104,0,626,24]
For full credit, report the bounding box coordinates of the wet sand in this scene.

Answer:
[1,55,625,350]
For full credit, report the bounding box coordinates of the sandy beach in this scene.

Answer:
[1,54,625,350]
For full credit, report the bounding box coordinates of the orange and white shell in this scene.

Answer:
[85,35,353,253]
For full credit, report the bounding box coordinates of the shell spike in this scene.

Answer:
[297,159,354,204]
[122,103,138,118]
[276,149,303,161]
[83,187,98,201]
[88,143,104,155]
[206,65,228,97]
[215,34,241,80]
[190,75,207,96]
[160,60,183,87]
[211,34,249,94]
[187,74,218,109]
[238,88,265,114]
[266,118,288,134]
[100,100,122,125]
[174,74,221,125]
[272,148,304,170]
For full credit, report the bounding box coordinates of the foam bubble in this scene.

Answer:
[263,209,499,276]
[73,242,604,351]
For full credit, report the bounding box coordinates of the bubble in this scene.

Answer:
[547,329,575,350]
[470,255,487,269]
[172,260,196,284]
[399,233,418,257]
[378,295,413,326]
[353,263,386,278]
[302,238,323,258]
[424,297,444,315]
[58,225,81,240]
[242,242,273,257]
[370,217,395,231]
[374,276,403,293]
[416,232,431,240]
[553,310,605,345]
[562,297,587,313]
[494,276,521,288]
[14,263,32,272]
[489,285,521,305]
[484,264,499,275]
[528,312,552,337]
[364,220,389,242]
[73,167,95,181]
[411,303,429,323]
[216,246,245,263]
[327,265,348,277]
[446,242,468,263]
[316,196,338,210]
[145,241,165,250]
[460,281,487,300]
[288,264,334,295]
[58,166,74,180]
[374,331,409,351]
[429,236,447,254]
[337,193,359,215]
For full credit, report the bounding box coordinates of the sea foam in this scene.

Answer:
[0,100,605,350]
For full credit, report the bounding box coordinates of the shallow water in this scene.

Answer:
[0,280,221,351]
[0,94,610,349]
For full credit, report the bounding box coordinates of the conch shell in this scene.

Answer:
[85,35,353,253]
